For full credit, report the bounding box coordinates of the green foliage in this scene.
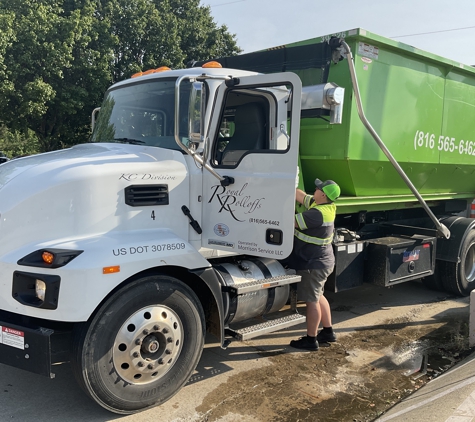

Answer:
[160,0,241,66]
[0,0,111,151]
[0,12,15,118]
[0,126,40,158]
[0,0,240,153]
[101,0,183,80]
[92,96,116,142]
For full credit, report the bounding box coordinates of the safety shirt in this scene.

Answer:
[288,194,336,270]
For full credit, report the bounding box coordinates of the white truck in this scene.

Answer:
[1,29,474,414]
[0,53,345,413]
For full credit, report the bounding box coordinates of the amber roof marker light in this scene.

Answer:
[131,66,172,78]
[202,61,222,68]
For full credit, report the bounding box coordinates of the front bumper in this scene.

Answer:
[0,311,72,378]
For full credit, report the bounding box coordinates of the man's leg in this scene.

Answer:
[306,300,321,337]
[290,269,324,350]
[290,301,320,350]
[319,295,332,328]
[317,294,337,343]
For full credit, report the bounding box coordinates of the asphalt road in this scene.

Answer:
[0,281,469,422]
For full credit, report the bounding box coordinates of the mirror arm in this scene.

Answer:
[91,107,101,132]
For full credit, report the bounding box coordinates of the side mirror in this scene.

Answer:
[188,82,205,145]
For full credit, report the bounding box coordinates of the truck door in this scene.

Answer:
[201,73,302,260]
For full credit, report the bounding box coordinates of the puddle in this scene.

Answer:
[373,341,430,376]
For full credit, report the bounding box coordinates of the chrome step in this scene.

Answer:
[228,274,301,294]
[226,313,306,341]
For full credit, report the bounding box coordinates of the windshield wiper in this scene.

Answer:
[112,138,146,145]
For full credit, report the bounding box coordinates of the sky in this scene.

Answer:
[205,0,475,66]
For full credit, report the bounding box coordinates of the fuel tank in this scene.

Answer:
[215,258,290,325]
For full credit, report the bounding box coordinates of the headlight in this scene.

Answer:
[35,279,46,302]
[13,272,60,310]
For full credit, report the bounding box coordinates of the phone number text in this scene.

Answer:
[414,130,475,156]
[249,218,280,226]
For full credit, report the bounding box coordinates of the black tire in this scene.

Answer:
[71,275,205,414]
[440,229,475,296]
[422,261,444,291]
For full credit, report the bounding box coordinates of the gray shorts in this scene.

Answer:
[296,267,334,303]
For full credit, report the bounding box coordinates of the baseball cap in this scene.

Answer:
[315,178,341,202]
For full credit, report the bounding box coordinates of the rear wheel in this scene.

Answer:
[422,263,444,292]
[71,275,205,414]
[440,230,475,296]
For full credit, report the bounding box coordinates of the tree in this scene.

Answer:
[0,12,15,126]
[160,0,241,66]
[0,0,113,151]
[0,126,39,158]
[0,0,240,153]
[98,0,183,81]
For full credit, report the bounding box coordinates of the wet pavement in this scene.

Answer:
[374,290,475,422]
[376,350,475,421]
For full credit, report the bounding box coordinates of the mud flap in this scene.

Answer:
[0,320,54,378]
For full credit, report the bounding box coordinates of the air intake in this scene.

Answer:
[124,184,169,206]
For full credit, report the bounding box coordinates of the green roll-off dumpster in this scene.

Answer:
[207,28,475,296]
[294,29,475,210]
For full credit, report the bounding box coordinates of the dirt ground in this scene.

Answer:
[195,287,472,422]
[0,282,470,422]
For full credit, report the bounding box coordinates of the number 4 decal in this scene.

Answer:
[151,210,155,220]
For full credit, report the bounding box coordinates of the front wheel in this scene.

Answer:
[71,275,205,414]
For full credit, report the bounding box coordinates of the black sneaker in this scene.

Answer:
[290,336,319,350]
[316,330,337,343]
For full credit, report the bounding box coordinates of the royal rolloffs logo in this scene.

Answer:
[208,183,264,222]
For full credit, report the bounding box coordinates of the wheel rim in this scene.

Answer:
[465,242,475,283]
[113,305,183,385]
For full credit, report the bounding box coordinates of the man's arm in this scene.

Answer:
[294,189,306,227]
[295,188,306,205]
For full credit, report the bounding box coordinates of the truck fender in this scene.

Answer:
[189,267,226,347]
[436,216,475,263]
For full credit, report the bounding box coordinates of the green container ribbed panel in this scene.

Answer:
[293,29,475,207]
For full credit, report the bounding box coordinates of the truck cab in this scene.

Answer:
[0,63,316,414]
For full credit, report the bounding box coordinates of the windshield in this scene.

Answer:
[90,78,192,151]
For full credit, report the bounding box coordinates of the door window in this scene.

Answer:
[213,91,275,167]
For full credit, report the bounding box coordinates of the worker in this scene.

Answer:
[288,178,340,350]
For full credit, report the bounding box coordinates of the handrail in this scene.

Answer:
[340,40,450,239]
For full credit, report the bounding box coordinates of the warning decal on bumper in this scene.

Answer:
[0,326,25,350]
